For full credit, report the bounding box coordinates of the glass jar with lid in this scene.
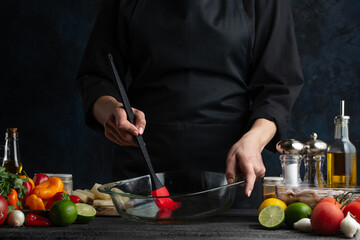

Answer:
[263,176,284,200]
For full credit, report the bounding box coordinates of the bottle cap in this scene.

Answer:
[276,139,305,154]
[304,133,327,155]
[6,128,18,138]
[335,100,350,122]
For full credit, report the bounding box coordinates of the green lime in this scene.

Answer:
[258,205,285,229]
[284,202,312,229]
[75,203,96,224]
[49,200,78,226]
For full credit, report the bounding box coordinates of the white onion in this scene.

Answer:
[7,210,25,227]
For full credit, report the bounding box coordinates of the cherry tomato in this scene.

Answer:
[342,202,360,224]
[0,196,8,226]
[311,202,344,235]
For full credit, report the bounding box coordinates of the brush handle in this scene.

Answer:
[108,54,164,190]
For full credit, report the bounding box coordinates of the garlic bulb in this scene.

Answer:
[294,218,312,232]
[341,212,360,238]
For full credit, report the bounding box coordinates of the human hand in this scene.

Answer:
[104,105,146,146]
[226,119,276,197]
[93,96,146,146]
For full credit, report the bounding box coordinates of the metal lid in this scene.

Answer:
[263,176,283,183]
[276,139,305,154]
[304,133,327,155]
[335,100,350,124]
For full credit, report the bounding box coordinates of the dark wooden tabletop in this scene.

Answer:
[0,209,345,240]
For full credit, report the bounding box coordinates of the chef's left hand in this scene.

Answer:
[226,118,276,197]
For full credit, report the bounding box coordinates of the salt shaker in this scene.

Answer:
[303,133,327,187]
[276,139,304,187]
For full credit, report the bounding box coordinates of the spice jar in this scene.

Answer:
[276,139,304,187]
[303,133,327,187]
[263,176,284,200]
[45,173,73,194]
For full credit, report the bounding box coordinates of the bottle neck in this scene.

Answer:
[4,136,20,163]
[334,120,349,140]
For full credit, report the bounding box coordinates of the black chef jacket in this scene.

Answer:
[77,0,304,182]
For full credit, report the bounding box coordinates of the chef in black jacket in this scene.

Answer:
[77,0,304,200]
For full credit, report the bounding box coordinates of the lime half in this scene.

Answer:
[76,203,97,224]
[258,205,285,229]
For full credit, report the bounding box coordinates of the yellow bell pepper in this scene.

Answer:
[25,194,45,210]
[32,177,64,200]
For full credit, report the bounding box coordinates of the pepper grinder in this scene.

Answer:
[276,139,305,187]
[303,133,327,187]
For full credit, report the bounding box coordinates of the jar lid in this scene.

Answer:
[44,173,72,180]
[263,176,283,183]
[304,133,327,155]
[276,139,305,154]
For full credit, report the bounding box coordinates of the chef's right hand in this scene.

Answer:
[93,96,146,146]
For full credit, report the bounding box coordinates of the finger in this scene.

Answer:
[105,121,137,146]
[225,150,237,184]
[114,107,139,135]
[105,127,124,145]
[243,167,256,197]
[133,108,146,135]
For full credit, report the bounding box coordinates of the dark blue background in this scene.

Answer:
[0,1,359,191]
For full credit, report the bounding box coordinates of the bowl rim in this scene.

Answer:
[98,171,245,199]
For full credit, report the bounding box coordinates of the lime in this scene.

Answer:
[75,203,96,224]
[258,198,287,215]
[284,202,312,229]
[258,205,285,229]
[49,200,78,226]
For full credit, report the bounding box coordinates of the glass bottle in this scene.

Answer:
[327,100,357,188]
[2,128,23,174]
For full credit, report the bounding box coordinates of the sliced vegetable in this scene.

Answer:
[7,210,25,227]
[25,213,51,227]
[24,194,45,210]
[32,177,64,200]
[0,196,8,226]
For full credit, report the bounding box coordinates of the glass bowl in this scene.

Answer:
[98,170,244,224]
[276,185,360,209]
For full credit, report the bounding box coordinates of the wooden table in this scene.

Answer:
[0,209,345,239]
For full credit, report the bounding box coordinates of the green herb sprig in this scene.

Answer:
[0,166,27,199]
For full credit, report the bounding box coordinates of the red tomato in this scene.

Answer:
[342,202,360,223]
[317,198,341,208]
[311,202,344,235]
[0,196,8,226]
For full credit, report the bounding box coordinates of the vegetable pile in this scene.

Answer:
[0,166,94,227]
[258,193,360,238]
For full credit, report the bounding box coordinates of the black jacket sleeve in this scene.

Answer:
[76,0,132,133]
[244,0,304,151]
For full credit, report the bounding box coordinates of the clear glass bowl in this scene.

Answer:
[98,170,244,224]
[276,185,360,209]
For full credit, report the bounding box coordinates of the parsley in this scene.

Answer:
[0,166,27,199]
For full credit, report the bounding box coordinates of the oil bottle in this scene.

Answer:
[327,100,357,188]
[1,128,23,174]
